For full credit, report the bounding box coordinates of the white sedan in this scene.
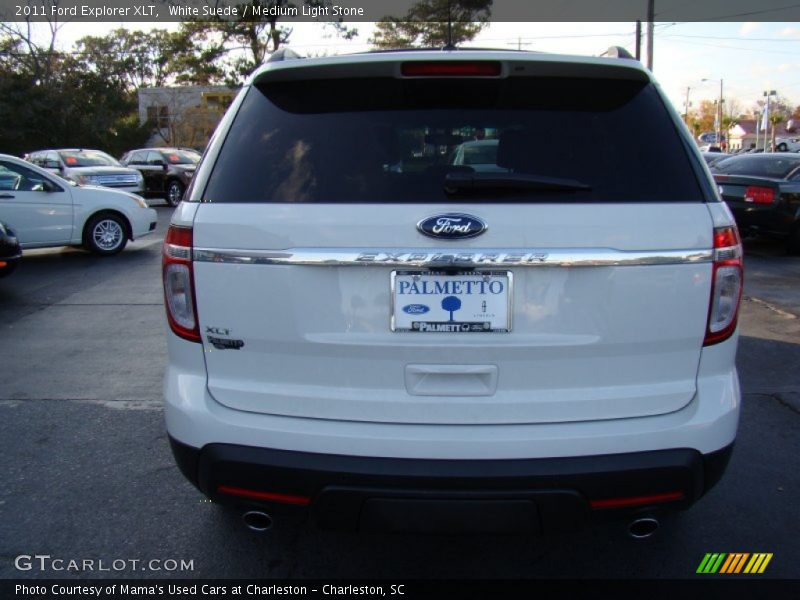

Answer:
[775,137,800,152]
[0,154,157,255]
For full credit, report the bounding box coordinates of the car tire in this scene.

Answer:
[166,180,185,207]
[777,143,788,151]
[84,213,128,255]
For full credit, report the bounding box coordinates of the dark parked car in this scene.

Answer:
[701,152,728,167]
[120,148,201,207]
[0,221,22,277]
[710,153,800,252]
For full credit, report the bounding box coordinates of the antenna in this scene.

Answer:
[444,0,456,50]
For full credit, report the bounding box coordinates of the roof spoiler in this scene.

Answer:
[599,46,635,60]
[266,48,304,63]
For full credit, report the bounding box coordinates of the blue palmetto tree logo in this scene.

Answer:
[441,296,462,322]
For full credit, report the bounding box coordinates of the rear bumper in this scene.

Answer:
[727,202,794,237]
[170,437,733,533]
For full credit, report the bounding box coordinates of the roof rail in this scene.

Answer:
[599,46,635,60]
[266,48,304,63]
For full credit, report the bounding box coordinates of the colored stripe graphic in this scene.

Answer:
[719,554,735,574]
[733,553,750,574]
[720,553,749,573]
[698,553,773,574]
[697,553,727,573]
[744,553,773,574]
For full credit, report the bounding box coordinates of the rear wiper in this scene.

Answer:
[444,172,592,194]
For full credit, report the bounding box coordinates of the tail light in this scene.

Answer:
[163,225,201,342]
[704,226,743,346]
[743,186,775,204]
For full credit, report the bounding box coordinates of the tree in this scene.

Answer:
[370,0,492,49]
[723,97,743,121]
[0,0,65,85]
[0,16,149,156]
[753,95,792,122]
[687,100,718,136]
[73,29,196,93]
[179,1,359,85]
[721,115,736,135]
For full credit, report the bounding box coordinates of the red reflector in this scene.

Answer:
[713,226,739,249]
[165,225,193,247]
[589,491,685,509]
[401,61,502,77]
[744,186,775,204]
[217,485,311,506]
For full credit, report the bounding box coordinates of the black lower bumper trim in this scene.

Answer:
[169,437,734,533]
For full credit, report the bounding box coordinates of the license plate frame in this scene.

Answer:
[391,270,513,333]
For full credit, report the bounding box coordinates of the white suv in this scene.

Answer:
[163,49,742,536]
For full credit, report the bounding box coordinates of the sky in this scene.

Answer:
[25,20,800,117]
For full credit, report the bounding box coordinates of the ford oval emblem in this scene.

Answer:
[402,304,430,315]
[417,213,487,240]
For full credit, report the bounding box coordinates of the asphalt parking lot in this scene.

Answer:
[0,206,798,581]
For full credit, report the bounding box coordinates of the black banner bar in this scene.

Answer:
[2,0,800,23]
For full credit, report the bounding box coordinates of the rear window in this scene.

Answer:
[164,150,201,164]
[712,155,800,179]
[458,141,498,165]
[203,76,704,203]
[59,150,119,168]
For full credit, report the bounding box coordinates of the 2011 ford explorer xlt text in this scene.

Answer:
[162,49,742,536]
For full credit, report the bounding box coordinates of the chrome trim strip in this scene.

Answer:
[193,247,713,267]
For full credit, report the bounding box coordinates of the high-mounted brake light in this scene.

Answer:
[401,61,502,77]
[163,225,201,343]
[704,225,743,346]
[743,186,775,204]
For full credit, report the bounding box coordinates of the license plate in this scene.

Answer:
[391,270,512,332]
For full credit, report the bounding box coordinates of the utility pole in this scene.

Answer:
[445,0,454,49]
[755,111,760,150]
[511,37,532,51]
[718,79,724,150]
[646,0,655,70]
[702,78,724,148]
[763,90,777,151]
[635,20,642,61]
[684,86,691,125]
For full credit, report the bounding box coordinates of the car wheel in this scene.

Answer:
[777,143,788,151]
[166,180,185,207]
[85,213,128,255]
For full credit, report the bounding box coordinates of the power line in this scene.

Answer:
[469,32,636,42]
[664,33,800,42]
[659,36,800,56]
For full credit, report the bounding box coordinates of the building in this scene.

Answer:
[138,86,238,149]
[727,119,798,151]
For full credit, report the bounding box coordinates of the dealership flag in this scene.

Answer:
[761,104,769,131]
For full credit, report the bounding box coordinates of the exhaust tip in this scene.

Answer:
[243,510,273,532]
[628,517,659,540]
